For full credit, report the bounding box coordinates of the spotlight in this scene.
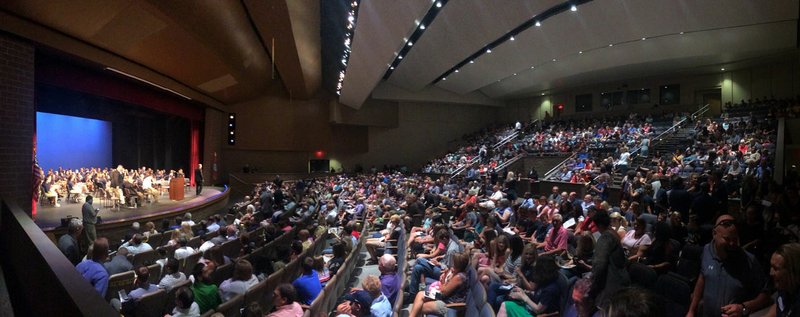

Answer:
[470,60,474,64]
[535,21,541,27]
[398,55,403,59]
[721,68,725,71]
[435,2,441,8]
[442,77,446,81]
[486,49,492,53]
[571,5,577,11]
[420,24,426,30]
[390,66,395,70]
[510,36,515,41]
[408,42,413,46]
[455,69,459,73]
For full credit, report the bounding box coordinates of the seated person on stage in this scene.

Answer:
[142,172,159,203]
[43,176,61,207]
[292,257,322,305]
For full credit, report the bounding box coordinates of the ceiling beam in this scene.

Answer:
[243,0,321,100]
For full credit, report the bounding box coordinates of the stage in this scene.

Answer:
[37,186,230,239]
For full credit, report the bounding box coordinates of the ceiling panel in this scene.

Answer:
[479,21,797,98]
[436,0,798,96]
[338,0,432,108]
[387,0,562,92]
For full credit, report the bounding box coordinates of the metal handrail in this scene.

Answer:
[618,104,710,169]
[496,153,525,171]
[544,145,585,180]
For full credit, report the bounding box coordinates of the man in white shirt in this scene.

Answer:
[122,234,153,255]
[158,258,187,291]
[142,173,159,202]
[174,237,195,260]
[181,212,195,226]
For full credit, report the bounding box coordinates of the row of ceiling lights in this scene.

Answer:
[336,0,361,96]
[433,0,594,84]
[382,0,449,80]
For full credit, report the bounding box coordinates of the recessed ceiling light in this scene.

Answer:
[571,5,577,11]
[408,42,413,46]
[541,93,545,96]
[435,2,442,8]
[552,58,557,62]
[530,66,535,69]
[680,31,685,35]
[513,73,517,76]
[470,60,474,64]
[454,69,459,73]
[442,77,446,80]
[486,49,492,53]
[609,43,613,47]
[398,55,403,59]
[510,36,515,41]
[390,66,394,70]
[721,68,725,71]
[642,37,646,40]
[420,24,426,30]
[535,21,541,27]
[579,51,583,54]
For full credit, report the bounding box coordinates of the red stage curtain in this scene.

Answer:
[190,120,200,187]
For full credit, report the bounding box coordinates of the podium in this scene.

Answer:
[168,178,184,200]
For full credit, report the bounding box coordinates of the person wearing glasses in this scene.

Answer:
[687,214,772,317]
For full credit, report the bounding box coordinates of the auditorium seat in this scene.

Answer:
[211,262,235,286]
[106,270,136,301]
[627,262,658,289]
[675,244,703,284]
[654,273,691,317]
[147,263,162,285]
[146,233,164,247]
[129,288,168,317]
[162,279,191,315]
[219,239,243,259]
[180,252,203,277]
[187,236,203,249]
[244,279,270,313]
[215,293,244,317]
[133,249,159,267]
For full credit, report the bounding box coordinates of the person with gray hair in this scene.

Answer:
[58,218,83,265]
[378,254,400,304]
[182,212,195,226]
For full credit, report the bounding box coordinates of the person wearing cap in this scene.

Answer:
[687,214,772,317]
[335,290,373,317]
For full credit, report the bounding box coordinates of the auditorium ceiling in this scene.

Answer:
[339,0,800,108]
[0,0,797,111]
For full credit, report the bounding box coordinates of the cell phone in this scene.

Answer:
[499,284,514,291]
[118,289,129,302]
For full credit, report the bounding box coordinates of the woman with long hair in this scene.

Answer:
[497,256,562,317]
[409,252,471,317]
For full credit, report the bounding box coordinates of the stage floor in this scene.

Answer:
[35,186,227,231]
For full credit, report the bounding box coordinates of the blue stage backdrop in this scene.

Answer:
[37,112,112,170]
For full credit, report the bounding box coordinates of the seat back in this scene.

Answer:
[675,244,703,282]
[180,252,203,277]
[187,236,203,249]
[219,239,243,259]
[147,263,163,285]
[106,270,136,301]
[133,249,159,267]
[557,271,570,313]
[146,233,164,248]
[211,262,235,286]
[215,293,244,317]
[244,279,270,314]
[132,288,168,317]
[655,273,691,317]
[627,262,658,289]
[162,279,191,315]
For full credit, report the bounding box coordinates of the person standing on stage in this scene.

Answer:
[110,165,124,204]
[195,164,204,196]
[82,195,99,246]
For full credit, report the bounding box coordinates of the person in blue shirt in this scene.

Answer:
[76,237,110,297]
[128,265,159,300]
[292,257,322,305]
